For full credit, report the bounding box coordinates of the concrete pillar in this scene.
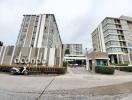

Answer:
[0,46,4,64]
[107,59,110,66]
[1,47,6,64]
[36,48,40,66]
[86,58,89,71]
[28,47,32,60]
[59,47,62,67]
[117,54,119,64]
[121,54,124,64]
[48,48,55,67]
[128,53,132,65]
[10,46,16,65]
[44,48,48,65]
[111,55,115,64]
[92,59,96,73]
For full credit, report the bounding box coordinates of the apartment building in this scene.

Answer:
[0,14,63,67]
[16,14,62,48]
[63,44,86,66]
[92,16,132,64]
[63,44,83,56]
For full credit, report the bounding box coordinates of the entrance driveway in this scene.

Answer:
[67,67,90,74]
[0,68,132,100]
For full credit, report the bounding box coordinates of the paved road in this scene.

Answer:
[68,67,91,74]
[120,94,132,100]
[0,67,132,100]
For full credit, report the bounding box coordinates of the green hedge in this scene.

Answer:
[0,66,12,72]
[0,65,67,74]
[95,66,115,74]
[27,67,67,74]
[63,61,68,67]
[116,64,128,66]
[117,67,132,72]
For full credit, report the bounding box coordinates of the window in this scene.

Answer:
[36,16,39,22]
[128,42,132,47]
[46,15,48,18]
[23,29,27,32]
[114,19,120,24]
[52,29,54,33]
[24,23,28,27]
[25,16,30,22]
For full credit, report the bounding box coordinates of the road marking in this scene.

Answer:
[36,77,55,100]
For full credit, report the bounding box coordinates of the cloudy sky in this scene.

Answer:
[0,0,132,49]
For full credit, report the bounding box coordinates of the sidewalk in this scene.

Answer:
[120,94,132,100]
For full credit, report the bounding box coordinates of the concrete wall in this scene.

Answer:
[0,46,62,67]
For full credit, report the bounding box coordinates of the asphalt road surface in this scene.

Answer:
[1,67,132,100]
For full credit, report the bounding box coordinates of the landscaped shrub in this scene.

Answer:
[95,66,115,74]
[27,67,67,74]
[0,65,67,74]
[118,67,132,72]
[116,64,128,66]
[0,64,19,72]
[0,66,11,72]
[63,61,68,67]
[114,64,132,72]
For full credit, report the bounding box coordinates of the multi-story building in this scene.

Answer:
[63,44,83,56]
[63,44,86,66]
[0,14,63,67]
[16,14,62,48]
[92,16,132,64]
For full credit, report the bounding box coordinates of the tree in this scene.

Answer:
[0,41,3,46]
[65,49,70,54]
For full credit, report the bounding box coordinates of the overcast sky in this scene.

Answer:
[0,0,132,49]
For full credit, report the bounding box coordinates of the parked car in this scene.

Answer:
[10,65,28,75]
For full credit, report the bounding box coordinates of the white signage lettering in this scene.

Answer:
[14,58,47,65]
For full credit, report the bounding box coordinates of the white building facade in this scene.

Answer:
[16,14,62,48]
[92,16,132,64]
[63,44,83,56]
[63,44,86,67]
